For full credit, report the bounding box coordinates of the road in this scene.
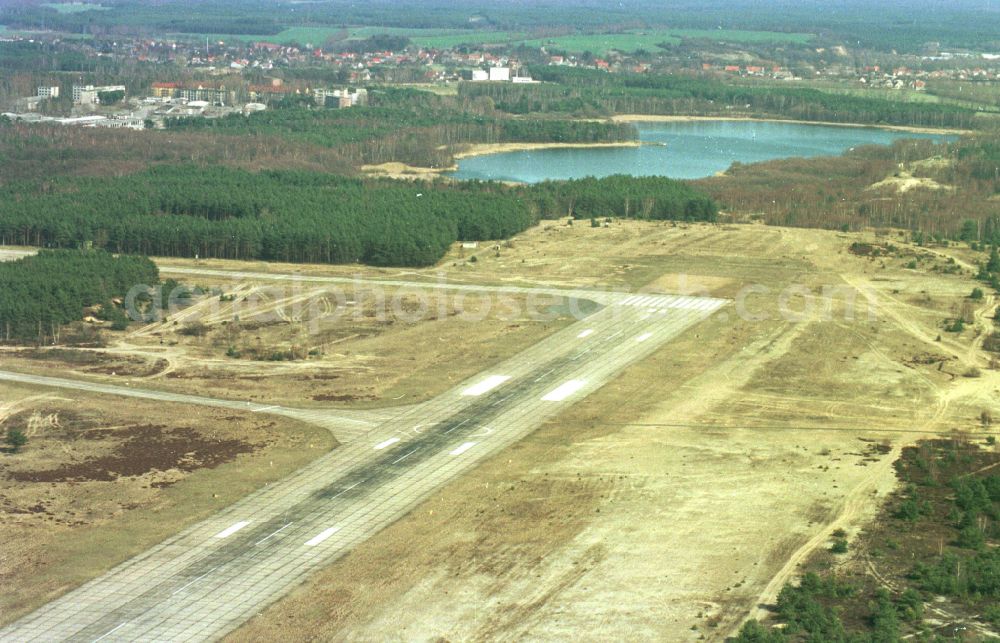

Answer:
[0,371,388,436]
[0,269,725,641]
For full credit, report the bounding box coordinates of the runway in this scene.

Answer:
[0,277,725,641]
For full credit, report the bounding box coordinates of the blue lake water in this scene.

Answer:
[448,120,955,183]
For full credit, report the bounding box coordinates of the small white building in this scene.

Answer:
[471,69,489,82]
[489,67,510,81]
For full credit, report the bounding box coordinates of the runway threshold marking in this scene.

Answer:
[449,442,477,456]
[214,521,251,539]
[305,527,340,547]
[374,437,400,450]
[577,329,594,338]
[542,380,586,402]
[461,375,511,396]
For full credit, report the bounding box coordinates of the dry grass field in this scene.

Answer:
[0,383,334,626]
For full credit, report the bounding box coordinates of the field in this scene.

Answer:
[0,382,334,625]
[40,2,108,13]
[185,26,813,53]
[517,29,813,55]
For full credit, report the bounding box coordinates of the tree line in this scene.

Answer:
[522,175,717,221]
[0,166,533,267]
[461,67,980,130]
[0,165,718,266]
[0,250,158,343]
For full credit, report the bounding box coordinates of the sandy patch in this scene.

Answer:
[867,170,953,193]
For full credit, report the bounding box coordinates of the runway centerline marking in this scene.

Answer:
[533,368,556,383]
[461,375,511,396]
[329,480,364,500]
[443,418,470,434]
[255,522,293,546]
[304,527,340,547]
[637,332,653,342]
[392,448,418,464]
[91,622,128,642]
[374,437,400,450]
[577,328,594,338]
[449,442,477,456]
[213,521,251,539]
[171,567,219,596]
[542,379,586,402]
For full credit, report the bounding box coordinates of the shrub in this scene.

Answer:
[5,428,27,452]
[179,322,210,337]
[971,287,985,300]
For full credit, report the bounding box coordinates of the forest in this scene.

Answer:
[0,166,530,266]
[0,166,717,266]
[695,134,1000,240]
[165,88,637,167]
[0,250,158,343]
[462,68,980,129]
[521,175,717,222]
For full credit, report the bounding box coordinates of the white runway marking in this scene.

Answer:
[171,567,218,596]
[213,521,251,539]
[255,522,294,546]
[533,368,556,383]
[328,480,363,500]
[542,379,586,402]
[637,332,653,342]
[461,375,511,396]
[251,405,277,413]
[92,622,128,641]
[374,437,400,450]
[577,328,594,338]
[444,418,470,434]
[449,442,476,456]
[305,527,340,547]
[392,448,418,464]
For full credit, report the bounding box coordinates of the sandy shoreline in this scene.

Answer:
[610,114,970,136]
[362,141,642,180]
[453,140,641,160]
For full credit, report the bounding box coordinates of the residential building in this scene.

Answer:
[72,84,126,106]
[150,82,179,98]
[37,86,59,99]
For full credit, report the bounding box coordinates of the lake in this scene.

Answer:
[447,120,956,183]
